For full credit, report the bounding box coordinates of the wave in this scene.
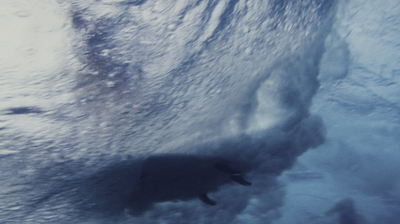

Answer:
[0,0,337,223]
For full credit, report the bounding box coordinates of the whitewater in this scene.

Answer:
[0,0,399,223]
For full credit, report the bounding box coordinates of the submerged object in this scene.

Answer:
[128,154,251,212]
[324,198,369,224]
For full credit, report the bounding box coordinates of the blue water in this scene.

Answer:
[1,0,399,223]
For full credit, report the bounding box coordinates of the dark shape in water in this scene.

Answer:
[127,154,251,214]
[325,198,368,224]
[5,107,43,115]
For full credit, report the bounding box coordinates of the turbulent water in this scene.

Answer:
[0,0,399,223]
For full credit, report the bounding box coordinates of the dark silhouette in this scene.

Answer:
[127,154,251,214]
[325,198,368,224]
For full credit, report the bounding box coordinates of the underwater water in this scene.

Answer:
[0,0,399,223]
